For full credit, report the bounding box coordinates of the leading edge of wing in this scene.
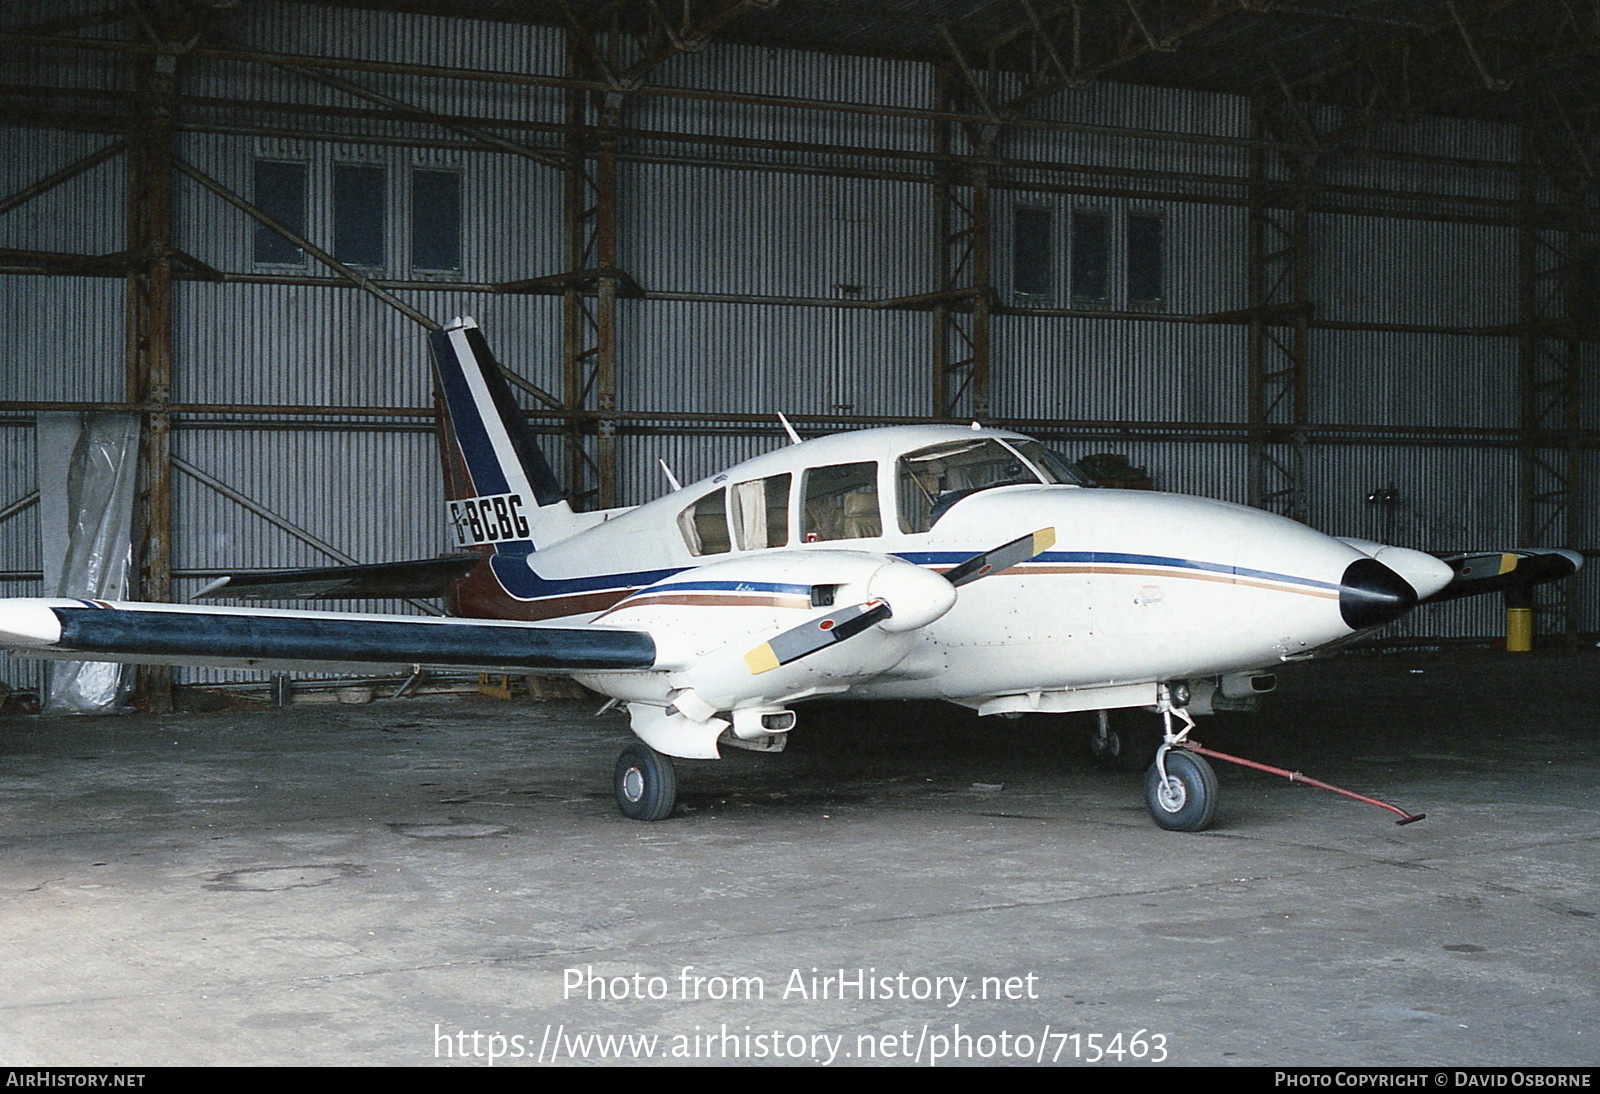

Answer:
[0,599,654,675]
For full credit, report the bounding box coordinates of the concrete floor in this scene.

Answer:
[0,648,1596,1067]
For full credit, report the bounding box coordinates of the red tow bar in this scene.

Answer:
[1179,742,1426,825]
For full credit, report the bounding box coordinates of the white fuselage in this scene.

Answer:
[479,426,1445,714]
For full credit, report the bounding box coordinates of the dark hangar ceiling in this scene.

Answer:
[312,0,1600,129]
[3,1,1598,134]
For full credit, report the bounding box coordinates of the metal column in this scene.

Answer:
[1245,93,1316,522]
[125,25,178,712]
[1516,118,1589,640]
[560,37,620,510]
[930,60,993,422]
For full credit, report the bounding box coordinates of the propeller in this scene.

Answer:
[742,527,1056,676]
[1424,548,1581,603]
[942,527,1057,588]
[743,599,892,675]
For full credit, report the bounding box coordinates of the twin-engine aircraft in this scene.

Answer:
[0,319,1579,830]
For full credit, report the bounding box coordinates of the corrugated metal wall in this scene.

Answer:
[1,3,1591,698]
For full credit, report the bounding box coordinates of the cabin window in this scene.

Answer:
[897,439,1061,533]
[1006,439,1091,487]
[677,489,731,556]
[801,462,879,542]
[729,474,791,550]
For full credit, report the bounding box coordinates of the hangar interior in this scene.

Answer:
[0,0,1597,707]
[3,3,1600,1070]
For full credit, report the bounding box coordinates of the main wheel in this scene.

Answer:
[1144,750,1218,832]
[1090,711,1162,773]
[613,743,678,821]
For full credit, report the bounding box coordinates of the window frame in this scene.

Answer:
[1126,209,1166,308]
[800,461,881,543]
[332,162,387,270]
[1070,207,1112,306]
[1012,204,1053,300]
[251,159,309,268]
[676,488,732,557]
[411,166,464,276]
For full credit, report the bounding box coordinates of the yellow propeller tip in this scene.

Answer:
[744,644,780,675]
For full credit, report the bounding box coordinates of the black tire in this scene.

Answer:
[613,743,678,821]
[1090,712,1162,773]
[1144,750,1218,832]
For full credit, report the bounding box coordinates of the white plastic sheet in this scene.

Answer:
[38,412,141,714]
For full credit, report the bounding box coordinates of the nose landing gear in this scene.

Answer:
[1136,697,1426,831]
[1143,703,1219,832]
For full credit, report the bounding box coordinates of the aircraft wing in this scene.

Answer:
[1422,548,1582,604]
[193,556,480,601]
[0,598,654,677]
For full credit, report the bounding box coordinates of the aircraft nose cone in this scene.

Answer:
[1339,558,1418,630]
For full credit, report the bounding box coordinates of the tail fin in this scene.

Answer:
[429,317,577,552]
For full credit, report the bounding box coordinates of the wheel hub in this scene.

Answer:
[1156,774,1187,813]
[621,766,645,803]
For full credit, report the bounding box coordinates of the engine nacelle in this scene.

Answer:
[602,550,956,758]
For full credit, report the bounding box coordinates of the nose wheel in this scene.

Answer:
[614,742,678,821]
[1145,749,1218,831]
[1143,703,1218,832]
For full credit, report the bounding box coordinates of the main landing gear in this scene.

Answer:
[1088,709,1162,773]
[613,742,678,821]
[1142,704,1219,833]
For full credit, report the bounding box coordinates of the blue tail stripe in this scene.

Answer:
[460,326,565,507]
[429,328,511,499]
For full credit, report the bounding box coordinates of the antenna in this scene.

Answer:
[777,412,802,446]
[657,458,682,492]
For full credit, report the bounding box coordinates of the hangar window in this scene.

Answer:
[677,489,731,556]
[1012,206,1052,298]
[333,164,386,268]
[412,169,462,273]
[729,474,791,551]
[1071,209,1110,304]
[1127,211,1165,305]
[802,462,879,542]
[252,160,307,266]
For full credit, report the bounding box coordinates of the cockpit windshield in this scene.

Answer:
[896,437,1085,533]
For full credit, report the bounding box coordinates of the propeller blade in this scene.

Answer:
[942,527,1056,588]
[743,599,892,675]
[1424,548,1582,603]
[739,529,1055,676]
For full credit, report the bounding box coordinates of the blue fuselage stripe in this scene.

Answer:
[896,551,1340,592]
[484,550,1335,607]
[639,580,812,596]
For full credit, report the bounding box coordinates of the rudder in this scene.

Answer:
[429,317,577,552]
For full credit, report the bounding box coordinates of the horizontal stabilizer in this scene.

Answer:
[0,599,655,676]
[195,556,480,601]
[1423,548,1582,604]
